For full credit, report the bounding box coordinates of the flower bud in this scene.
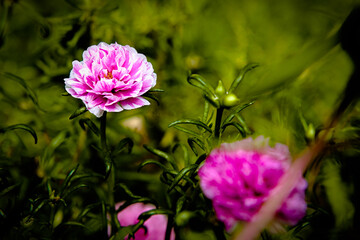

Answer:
[215,80,226,97]
[221,93,240,108]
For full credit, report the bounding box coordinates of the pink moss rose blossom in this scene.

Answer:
[198,136,307,231]
[64,42,156,117]
[113,202,175,240]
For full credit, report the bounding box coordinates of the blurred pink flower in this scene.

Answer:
[65,42,156,117]
[198,136,307,231]
[114,202,175,240]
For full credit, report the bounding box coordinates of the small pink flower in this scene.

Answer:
[198,136,307,231]
[65,42,156,117]
[114,202,175,240]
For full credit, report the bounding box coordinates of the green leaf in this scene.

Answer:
[63,184,88,199]
[168,119,212,133]
[61,221,89,230]
[0,124,38,144]
[195,154,207,165]
[77,203,102,220]
[187,74,217,99]
[41,131,68,164]
[176,196,187,214]
[187,137,206,156]
[172,143,190,167]
[0,184,19,197]
[0,72,42,110]
[79,118,100,136]
[116,183,142,199]
[69,106,87,120]
[168,164,198,192]
[60,164,79,196]
[228,63,259,93]
[221,122,246,137]
[112,137,133,156]
[222,101,254,126]
[138,160,168,172]
[138,209,174,221]
[142,92,160,105]
[173,126,201,137]
[110,226,134,240]
[148,89,164,92]
[143,145,178,171]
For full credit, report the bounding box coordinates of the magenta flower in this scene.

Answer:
[198,136,307,231]
[113,202,175,240]
[64,42,156,117]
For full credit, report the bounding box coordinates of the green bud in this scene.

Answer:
[175,211,194,226]
[215,80,226,97]
[222,93,240,108]
[305,123,315,141]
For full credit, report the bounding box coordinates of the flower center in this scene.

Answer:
[105,71,113,79]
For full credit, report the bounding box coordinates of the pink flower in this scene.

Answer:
[64,42,156,117]
[114,202,175,240]
[198,136,307,231]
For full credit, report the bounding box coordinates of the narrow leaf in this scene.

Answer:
[173,126,201,137]
[79,118,100,136]
[187,74,216,98]
[1,72,41,109]
[142,92,160,105]
[69,106,87,120]
[168,119,212,133]
[77,203,102,220]
[63,184,88,199]
[143,145,178,171]
[60,164,79,196]
[228,63,259,93]
[116,183,142,199]
[138,209,173,221]
[168,164,198,192]
[110,226,134,240]
[187,138,206,156]
[112,137,133,156]
[222,101,254,126]
[61,221,89,230]
[148,89,164,92]
[0,124,38,144]
[138,160,168,172]
[222,122,246,137]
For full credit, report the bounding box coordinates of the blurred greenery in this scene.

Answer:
[1,0,360,239]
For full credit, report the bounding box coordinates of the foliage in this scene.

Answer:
[1,0,360,239]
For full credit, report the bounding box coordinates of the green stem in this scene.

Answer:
[100,112,108,152]
[214,108,224,139]
[100,112,120,235]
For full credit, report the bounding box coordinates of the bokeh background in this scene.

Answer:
[1,0,360,239]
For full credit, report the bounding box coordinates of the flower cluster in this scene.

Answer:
[114,202,175,240]
[198,136,307,231]
[64,42,156,117]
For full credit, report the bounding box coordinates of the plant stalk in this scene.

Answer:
[214,107,224,139]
